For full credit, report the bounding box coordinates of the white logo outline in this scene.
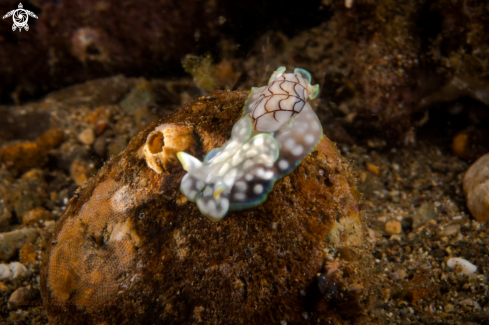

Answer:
[3,3,38,32]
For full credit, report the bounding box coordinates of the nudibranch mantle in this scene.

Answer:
[248,66,319,132]
[177,67,323,222]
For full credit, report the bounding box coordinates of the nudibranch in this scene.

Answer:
[177,67,323,222]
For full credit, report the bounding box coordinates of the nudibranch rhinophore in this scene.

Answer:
[177,67,323,222]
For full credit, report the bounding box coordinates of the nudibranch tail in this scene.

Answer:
[177,152,204,178]
[178,66,323,222]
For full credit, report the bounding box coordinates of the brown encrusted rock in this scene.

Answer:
[0,227,39,261]
[0,127,64,175]
[0,0,221,100]
[41,90,366,324]
[22,207,55,226]
[463,153,489,222]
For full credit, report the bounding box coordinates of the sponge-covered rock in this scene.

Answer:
[41,90,365,324]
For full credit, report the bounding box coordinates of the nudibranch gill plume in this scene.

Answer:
[177,67,323,222]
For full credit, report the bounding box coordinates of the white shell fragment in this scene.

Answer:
[9,262,27,279]
[178,67,322,222]
[0,264,12,280]
[447,258,477,275]
[458,298,481,310]
[0,262,27,280]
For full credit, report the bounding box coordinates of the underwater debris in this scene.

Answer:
[452,129,489,161]
[419,76,489,108]
[177,67,322,222]
[71,27,110,64]
[182,54,239,92]
[77,127,95,145]
[182,54,218,92]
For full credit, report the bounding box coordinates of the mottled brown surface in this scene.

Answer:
[40,90,366,324]
[2,0,489,151]
[0,128,64,175]
[0,0,219,101]
[231,0,489,147]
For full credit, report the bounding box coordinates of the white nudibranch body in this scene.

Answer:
[177,67,322,222]
[250,66,319,132]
